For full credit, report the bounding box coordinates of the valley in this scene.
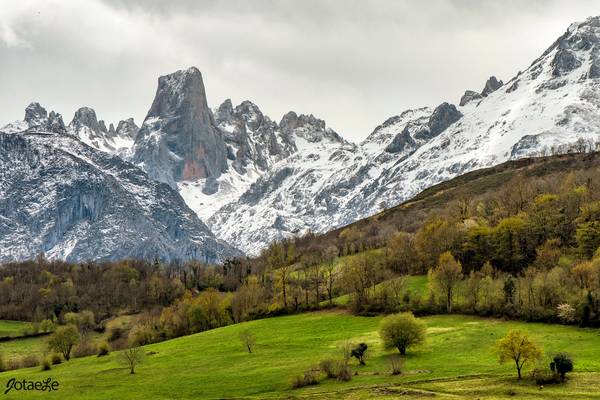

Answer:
[2,311,600,399]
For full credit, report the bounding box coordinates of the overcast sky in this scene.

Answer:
[1,0,599,142]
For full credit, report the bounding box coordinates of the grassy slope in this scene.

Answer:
[0,321,31,338]
[331,275,428,305]
[2,311,600,399]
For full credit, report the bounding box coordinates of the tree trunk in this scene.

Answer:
[399,346,406,355]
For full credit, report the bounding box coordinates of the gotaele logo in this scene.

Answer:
[4,377,59,394]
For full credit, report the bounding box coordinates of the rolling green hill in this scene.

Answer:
[2,311,600,399]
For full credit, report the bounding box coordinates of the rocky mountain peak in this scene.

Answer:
[235,101,265,131]
[215,99,234,124]
[24,102,48,124]
[70,107,106,135]
[19,102,66,134]
[279,112,342,144]
[459,90,483,106]
[133,67,228,188]
[115,118,139,140]
[481,76,503,96]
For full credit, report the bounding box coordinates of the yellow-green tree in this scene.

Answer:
[429,252,463,313]
[496,330,543,379]
[379,312,426,355]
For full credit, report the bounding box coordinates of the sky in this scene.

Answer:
[1,0,599,142]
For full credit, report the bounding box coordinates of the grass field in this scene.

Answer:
[331,274,428,305]
[1,310,600,399]
[0,320,32,338]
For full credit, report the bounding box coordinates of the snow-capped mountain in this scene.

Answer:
[3,16,600,259]
[0,128,238,263]
[1,103,140,157]
[1,102,67,134]
[207,16,600,254]
[69,107,139,157]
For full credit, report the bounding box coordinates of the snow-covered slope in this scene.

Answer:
[0,129,239,263]
[208,16,600,254]
[4,16,600,258]
[68,107,139,157]
[1,103,139,157]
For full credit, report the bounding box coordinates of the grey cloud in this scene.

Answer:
[0,0,599,141]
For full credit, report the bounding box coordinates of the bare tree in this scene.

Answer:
[118,346,145,374]
[239,329,256,353]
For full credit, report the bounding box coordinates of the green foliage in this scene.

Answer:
[429,252,463,313]
[379,312,426,355]
[496,330,543,379]
[47,324,80,361]
[551,352,573,381]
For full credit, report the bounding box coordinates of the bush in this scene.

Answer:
[7,359,21,371]
[97,342,110,357]
[379,312,426,355]
[51,353,62,365]
[41,358,51,371]
[389,354,404,375]
[551,353,573,382]
[74,341,98,358]
[107,326,127,342]
[20,354,40,368]
[319,359,336,378]
[351,343,368,365]
[334,361,352,382]
[291,369,320,389]
[318,358,352,381]
[531,367,557,385]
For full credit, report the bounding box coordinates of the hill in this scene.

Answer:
[2,311,600,399]
[299,151,600,253]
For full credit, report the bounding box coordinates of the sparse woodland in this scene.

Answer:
[1,153,600,357]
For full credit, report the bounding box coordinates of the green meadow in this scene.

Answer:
[1,311,600,399]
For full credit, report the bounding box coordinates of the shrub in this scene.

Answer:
[556,304,576,324]
[20,354,39,368]
[379,312,426,355]
[551,353,573,382]
[97,342,110,357]
[41,358,51,371]
[291,369,320,389]
[39,319,55,333]
[351,343,368,365]
[530,367,557,385]
[389,354,404,375]
[334,361,352,382]
[51,353,62,365]
[73,341,97,358]
[107,326,127,342]
[319,359,336,378]
[318,358,352,381]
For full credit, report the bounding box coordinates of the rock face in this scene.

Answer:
[1,102,68,134]
[0,131,239,263]
[481,76,504,96]
[459,90,482,106]
[68,107,138,155]
[115,118,139,140]
[133,67,228,189]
